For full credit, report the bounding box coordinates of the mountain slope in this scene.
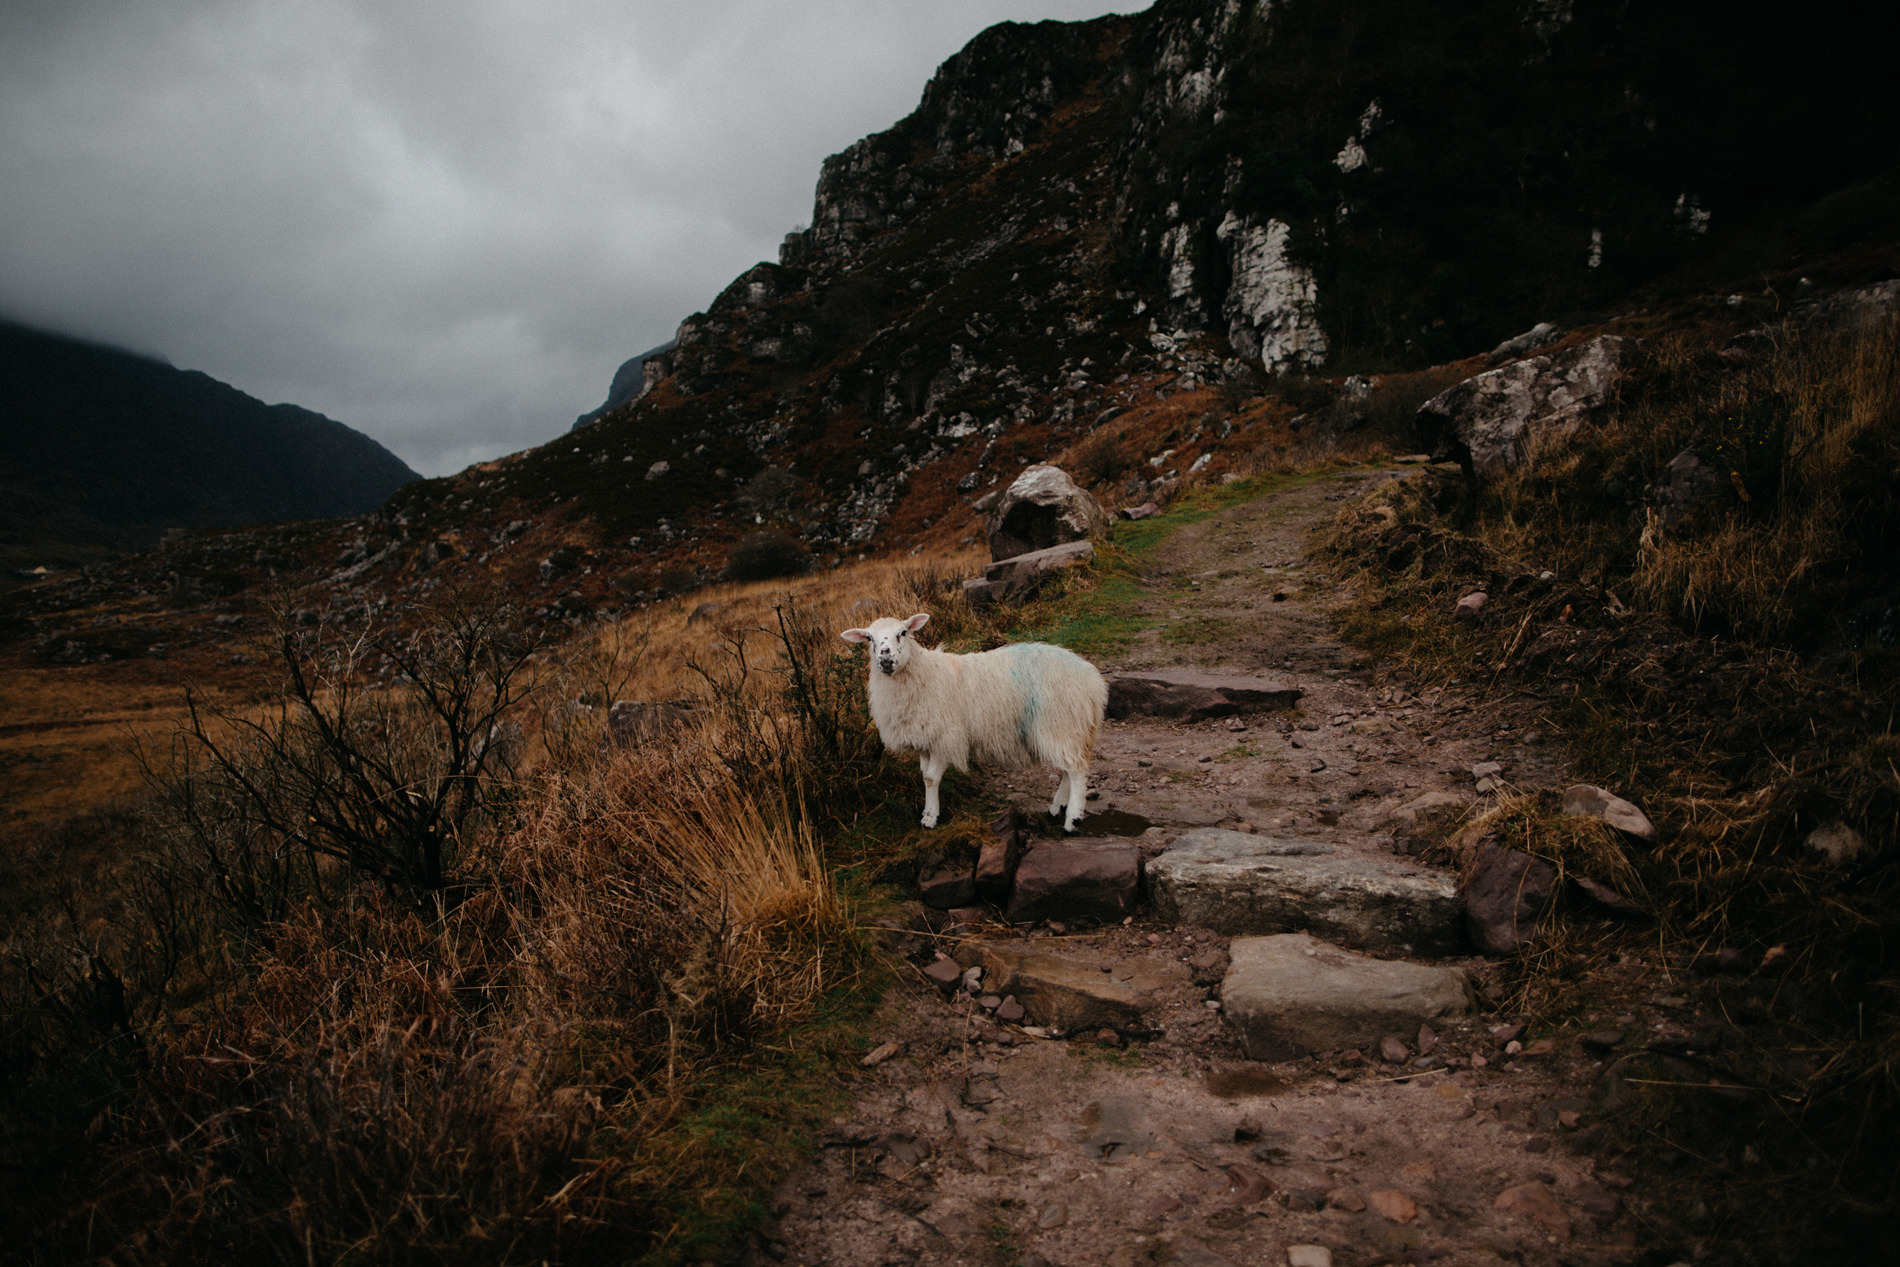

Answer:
[0,319,420,568]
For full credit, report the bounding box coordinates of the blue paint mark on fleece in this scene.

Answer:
[1011,660,1039,749]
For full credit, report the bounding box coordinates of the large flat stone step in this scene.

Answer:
[1107,670,1302,721]
[1147,827,1463,956]
[1221,932,1475,1060]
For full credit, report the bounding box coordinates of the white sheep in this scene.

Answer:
[840,613,1108,834]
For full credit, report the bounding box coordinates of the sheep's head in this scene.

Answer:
[840,612,930,676]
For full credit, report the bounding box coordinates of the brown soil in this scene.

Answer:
[745,467,1658,1266]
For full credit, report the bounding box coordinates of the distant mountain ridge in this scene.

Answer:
[0,318,419,568]
[571,339,677,430]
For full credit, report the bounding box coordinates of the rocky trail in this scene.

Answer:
[747,467,1655,1267]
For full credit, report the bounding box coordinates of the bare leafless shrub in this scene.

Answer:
[145,587,547,910]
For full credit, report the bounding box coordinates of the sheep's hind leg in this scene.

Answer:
[920,752,949,828]
[1047,770,1071,824]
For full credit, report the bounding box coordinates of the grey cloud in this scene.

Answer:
[0,0,1135,477]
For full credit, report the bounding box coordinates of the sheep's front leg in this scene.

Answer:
[919,751,949,828]
[1058,763,1089,834]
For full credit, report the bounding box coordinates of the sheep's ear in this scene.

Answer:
[840,627,870,644]
[905,612,931,633]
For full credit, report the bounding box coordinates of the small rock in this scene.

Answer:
[923,958,963,990]
[1453,592,1488,620]
[1417,1023,1439,1055]
[1326,1187,1367,1212]
[1368,1189,1418,1223]
[1142,1193,1183,1219]
[860,1041,900,1067]
[1223,1162,1273,1205]
[1379,1035,1411,1064]
[1806,819,1865,865]
[1579,1029,1625,1053]
[1495,1181,1572,1239]
[1562,784,1656,840]
[1286,1247,1333,1267]
[996,995,1026,1022]
[1037,1202,1067,1229]
[1491,1022,1527,1046]
[1574,1179,1622,1220]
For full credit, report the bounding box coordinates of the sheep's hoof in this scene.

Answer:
[920,814,939,828]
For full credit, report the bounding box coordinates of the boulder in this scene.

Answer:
[1459,839,1558,954]
[1220,933,1475,1060]
[1005,839,1141,925]
[1418,335,1634,481]
[1148,828,1464,956]
[1107,671,1302,721]
[988,464,1110,562]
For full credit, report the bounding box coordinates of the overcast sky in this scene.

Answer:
[0,0,1137,478]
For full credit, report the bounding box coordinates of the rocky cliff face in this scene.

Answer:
[585,0,1893,562]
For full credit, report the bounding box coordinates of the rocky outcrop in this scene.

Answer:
[1215,213,1328,371]
[1418,336,1636,481]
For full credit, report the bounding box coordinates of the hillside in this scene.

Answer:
[0,318,419,574]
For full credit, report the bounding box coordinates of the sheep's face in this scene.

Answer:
[840,612,930,677]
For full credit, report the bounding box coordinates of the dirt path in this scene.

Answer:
[747,467,1640,1267]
